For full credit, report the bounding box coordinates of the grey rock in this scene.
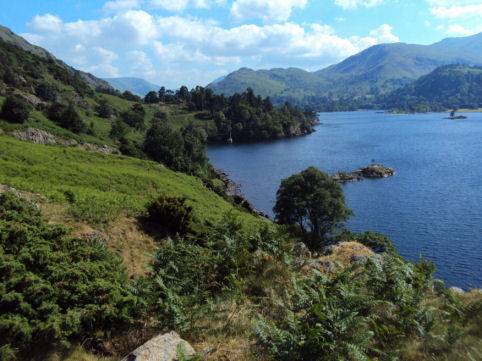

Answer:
[13,128,57,144]
[449,287,465,294]
[293,242,312,258]
[121,332,195,361]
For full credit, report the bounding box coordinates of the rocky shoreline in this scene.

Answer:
[216,170,270,218]
[333,164,395,183]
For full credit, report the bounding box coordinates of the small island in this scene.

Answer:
[447,109,467,120]
[333,164,395,183]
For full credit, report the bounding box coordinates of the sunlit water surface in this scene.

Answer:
[208,111,482,289]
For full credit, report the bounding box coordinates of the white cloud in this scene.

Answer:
[23,8,399,87]
[439,23,482,36]
[430,3,482,19]
[103,0,142,12]
[231,0,307,22]
[149,0,224,12]
[334,0,383,10]
[28,14,63,33]
[368,24,399,43]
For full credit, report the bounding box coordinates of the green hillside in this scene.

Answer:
[208,33,482,110]
[104,77,161,96]
[0,135,261,227]
[381,64,482,112]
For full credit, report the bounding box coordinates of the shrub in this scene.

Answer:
[254,254,441,361]
[96,98,113,118]
[35,82,57,102]
[47,103,85,133]
[109,118,128,140]
[0,193,141,359]
[0,94,31,123]
[121,103,145,130]
[146,196,193,236]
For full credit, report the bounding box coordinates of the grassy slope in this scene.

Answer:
[0,135,262,228]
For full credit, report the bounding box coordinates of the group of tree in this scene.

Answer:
[142,86,317,142]
[143,120,209,176]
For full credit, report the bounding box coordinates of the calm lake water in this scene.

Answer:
[208,111,482,289]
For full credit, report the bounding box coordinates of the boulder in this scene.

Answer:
[121,332,195,361]
[13,127,57,145]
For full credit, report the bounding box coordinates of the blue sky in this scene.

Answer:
[1,0,482,88]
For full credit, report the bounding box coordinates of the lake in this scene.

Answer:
[208,111,482,290]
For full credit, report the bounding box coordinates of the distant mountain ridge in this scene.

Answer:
[0,24,112,91]
[208,32,482,109]
[104,77,161,96]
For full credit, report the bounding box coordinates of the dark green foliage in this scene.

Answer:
[47,103,84,133]
[96,98,114,118]
[255,255,437,361]
[118,138,145,158]
[191,87,314,142]
[0,40,93,99]
[0,193,140,359]
[144,121,185,169]
[153,110,168,121]
[146,196,193,236]
[381,65,482,112]
[35,82,57,102]
[0,94,31,123]
[121,90,141,102]
[109,118,129,140]
[157,85,315,142]
[141,216,291,331]
[121,103,145,130]
[144,91,159,104]
[274,167,352,250]
[144,121,208,175]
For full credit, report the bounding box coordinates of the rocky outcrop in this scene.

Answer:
[11,128,118,154]
[121,332,195,361]
[13,128,57,144]
[333,164,395,183]
[216,170,270,218]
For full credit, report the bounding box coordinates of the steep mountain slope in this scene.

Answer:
[381,64,482,112]
[209,33,482,108]
[0,24,112,90]
[104,77,161,96]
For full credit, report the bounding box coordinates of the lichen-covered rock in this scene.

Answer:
[13,127,57,144]
[121,332,195,361]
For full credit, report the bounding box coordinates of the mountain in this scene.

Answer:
[208,33,482,109]
[381,64,482,112]
[0,25,112,90]
[104,77,161,96]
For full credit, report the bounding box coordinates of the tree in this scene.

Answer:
[121,103,145,130]
[35,82,57,102]
[144,91,159,104]
[122,90,141,102]
[109,118,128,140]
[48,103,84,133]
[144,121,185,170]
[158,86,166,102]
[61,103,85,133]
[96,98,113,118]
[0,94,31,123]
[178,86,190,102]
[182,125,208,175]
[273,167,352,250]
